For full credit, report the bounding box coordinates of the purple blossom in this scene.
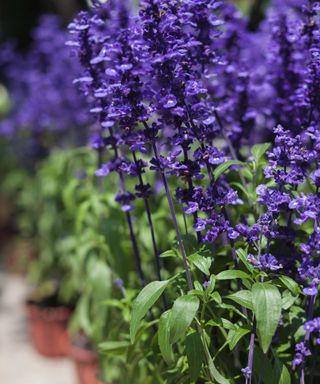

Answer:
[203,280,210,289]
[303,286,318,296]
[248,253,283,272]
[241,367,252,380]
[292,342,311,369]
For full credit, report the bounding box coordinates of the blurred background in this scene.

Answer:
[0,0,87,46]
[0,0,268,46]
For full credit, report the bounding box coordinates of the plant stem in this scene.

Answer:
[182,210,189,235]
[108,128,146,287]
[96,145,104,192]
[246,321,256,384]
[132,151,163,282]
[149,135,193,291]
[182,146,202,243]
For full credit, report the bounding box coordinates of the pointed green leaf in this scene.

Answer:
[253,348,274,384]
[160,249,178,258]
[252,283,281,353]
[281,291,297,310]
[236,248,254,272]
[186,331,204,382]
[169,295,199,344]
[213,160,244,181]
[158,310,174,364]
[130,280,169,343]
[227,290,253,310]
[227,327,251,350]
[273,358,291,384]
[208,358,230,384]
[98,341,130,354]
[216,270,250,281]
[278,276,300,296]
[189,253,212,276]
[251,143,271,162]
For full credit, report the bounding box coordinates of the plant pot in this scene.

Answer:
[70,344,99,384]
[26,301,71,357]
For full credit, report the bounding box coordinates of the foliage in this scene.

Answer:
[1,0,320,383]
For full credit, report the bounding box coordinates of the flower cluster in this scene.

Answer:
[304,317,320,342]
[258,0,320,134]
[70,0,247,250]
[292,341,311,369]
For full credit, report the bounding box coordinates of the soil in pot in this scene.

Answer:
[70,334,100,384]
[26,296,72,357]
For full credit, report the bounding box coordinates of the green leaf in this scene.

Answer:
[227,327,251,351]
[208,359,230,384]
[130,280,169,343]
[281,291,297,310]
[278,276,300,296]
[236,248,254,272]
[230,181,251,201]
[186,332,204,382]
[189,253,212,276]
[273,358,291,384]
[161,249,178,258]
[213,160,244,181]
[216,270,250,281]
[253,348,274,384]
[227,290,253,310]
[169,295,200,344]
[98,341,130,354]
[158,311,174,364]
[251,143,271,162]
[252,283,281,353]
[194,281,204,292]
[236,248,248,262]
[255,351,291,384]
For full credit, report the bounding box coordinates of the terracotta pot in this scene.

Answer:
[70,345,99,384]
[26,302,71,357]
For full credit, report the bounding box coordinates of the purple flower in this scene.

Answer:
[114,278,124,288]
[203,280,210,289]
[241,367,252,379]
[248,253,283,272]
[303,286,318,296]
[162,95,178,109]
[183,202,199,215]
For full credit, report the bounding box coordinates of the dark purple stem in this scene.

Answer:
[149,135,193,291]
[109,129,146,287]
[246,321,256,384]
[182,146,202,243]
[96,145,104,192]
[132,151,163,284]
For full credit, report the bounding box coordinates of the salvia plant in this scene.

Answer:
[1,0,319,383]
[66,0,320,382]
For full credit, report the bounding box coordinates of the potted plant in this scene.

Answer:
[67,198,127,384]
[25,149,92,356]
